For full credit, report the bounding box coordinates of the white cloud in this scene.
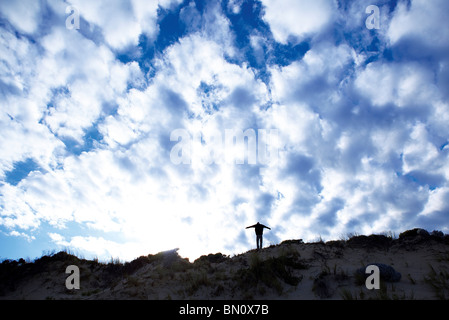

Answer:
[420,187,449,218]
[0,0,41,34]
[0,114,64,177]
[355,61,439,107]
[0,29,36,94]
[38,27,134,141]
[261,0,336,43]
[1,0,449,263]
[227,0,243,14]
[49,232,143,261]
[67,0,183,50]
[402,123,442,174]
[269,41,355,104]
[9,230,35,242]
[42,30,270,259]
[67,0,151,50]
[48,232,68,245]
[0,183,41,230]
[263,24,448,243]
[0,34,273,257]
[388,0,449,47]
[0,28,65,174]
[0,21,136,179]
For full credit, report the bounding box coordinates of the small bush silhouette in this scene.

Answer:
[235,252,307,295]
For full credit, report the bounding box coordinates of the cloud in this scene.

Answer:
[260,2,449,242]
[65,0,184,50]
[49,232,143,260]
[261,0,336,44]
[1,6,272,260]
[8,230,35,242]
[1,0,449,263]
[0,0,42,34]
[354,61,439,107]
[67,0,152,50]
[38,27,134,141]
[269,41,355,108]
[388,0,449,48]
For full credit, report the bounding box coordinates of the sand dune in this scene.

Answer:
[1,228,449,300]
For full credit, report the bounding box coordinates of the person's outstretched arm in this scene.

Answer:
[262,225,271,230]
[246,224,256,229]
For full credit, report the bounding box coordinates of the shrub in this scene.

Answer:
[235,252,307,296]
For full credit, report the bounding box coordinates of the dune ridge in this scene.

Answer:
[1,228,449,300]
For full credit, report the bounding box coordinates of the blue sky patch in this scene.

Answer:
[4,158,40,186]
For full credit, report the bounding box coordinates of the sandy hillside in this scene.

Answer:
[1,228,449,300]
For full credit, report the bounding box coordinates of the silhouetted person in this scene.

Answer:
[246,222,271,249]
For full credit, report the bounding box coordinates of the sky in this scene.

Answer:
[1,0,449,262]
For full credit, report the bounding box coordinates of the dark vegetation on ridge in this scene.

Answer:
[0,228,448,299]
